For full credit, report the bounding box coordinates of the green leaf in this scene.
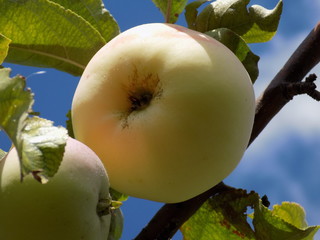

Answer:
[244,2,283,43]
[0,0,115,76]
[152,0,188,23]
[47,0,119,42]
[0,33,11,65]
[253,202,320,240]
[65,110,75,138]
[20,116,68,183]
[181,189,319,240]
[194,0,283,43]
[108,208,124,240]
[0,68,68,183]
[110,188,129,202]
[0,68,34,147]
[205,28,259,83]
[0,148,7,161]
[271,202,307,229]
[181,189,258,240]
[185,0,210,30]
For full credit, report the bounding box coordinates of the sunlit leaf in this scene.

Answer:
[0,148,7,161]
[0,33,11,65]
[181,189,258,240]
[48,0,119,41]
[110,188,129,202]
[253,201,320,240]
[0,68,34,148]
[0,0,118,76]
[272,202,307,229]
[20,116,68,183]
[0,68,68,183]
[152,0,188,23]
[181,189,319,240]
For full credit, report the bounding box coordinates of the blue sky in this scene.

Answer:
[1,0,320,239]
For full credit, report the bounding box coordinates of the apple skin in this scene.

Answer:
[0,137,111,240]
[72,23,255,203]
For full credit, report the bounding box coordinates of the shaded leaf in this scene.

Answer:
[206,28,259,82]
[0,68,68,183]
[194,0,283,43]
[65,110,74,138]
[152,0,188,23]
[108,208,124,240]
[185,0,210,30]
[0,0,110,76]
[0,33,11,64]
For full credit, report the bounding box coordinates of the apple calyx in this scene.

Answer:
[126,68,162,113]
[129,92,153,111]
[97,198,112,217]
[97,198,122,217]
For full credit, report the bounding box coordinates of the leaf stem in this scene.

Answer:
[165,0,173,23]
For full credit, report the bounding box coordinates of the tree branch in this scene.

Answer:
[135,182,234,240]
[134,22,320,240]
[250,21,320,144]
[282,73,320,101]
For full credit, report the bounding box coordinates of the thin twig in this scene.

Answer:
[282,74,319,101]
[305,74,320,101]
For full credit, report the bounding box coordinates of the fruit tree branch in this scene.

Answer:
[134,22,320,240]
[134,182,234,240]
[282,73,320,101]
[249,21,320,144]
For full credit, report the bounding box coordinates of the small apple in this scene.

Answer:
[72,23,255,203]
[0,137,111,240]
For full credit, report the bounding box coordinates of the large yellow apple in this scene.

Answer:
[72,23,255,203]
[0,137,111,240]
